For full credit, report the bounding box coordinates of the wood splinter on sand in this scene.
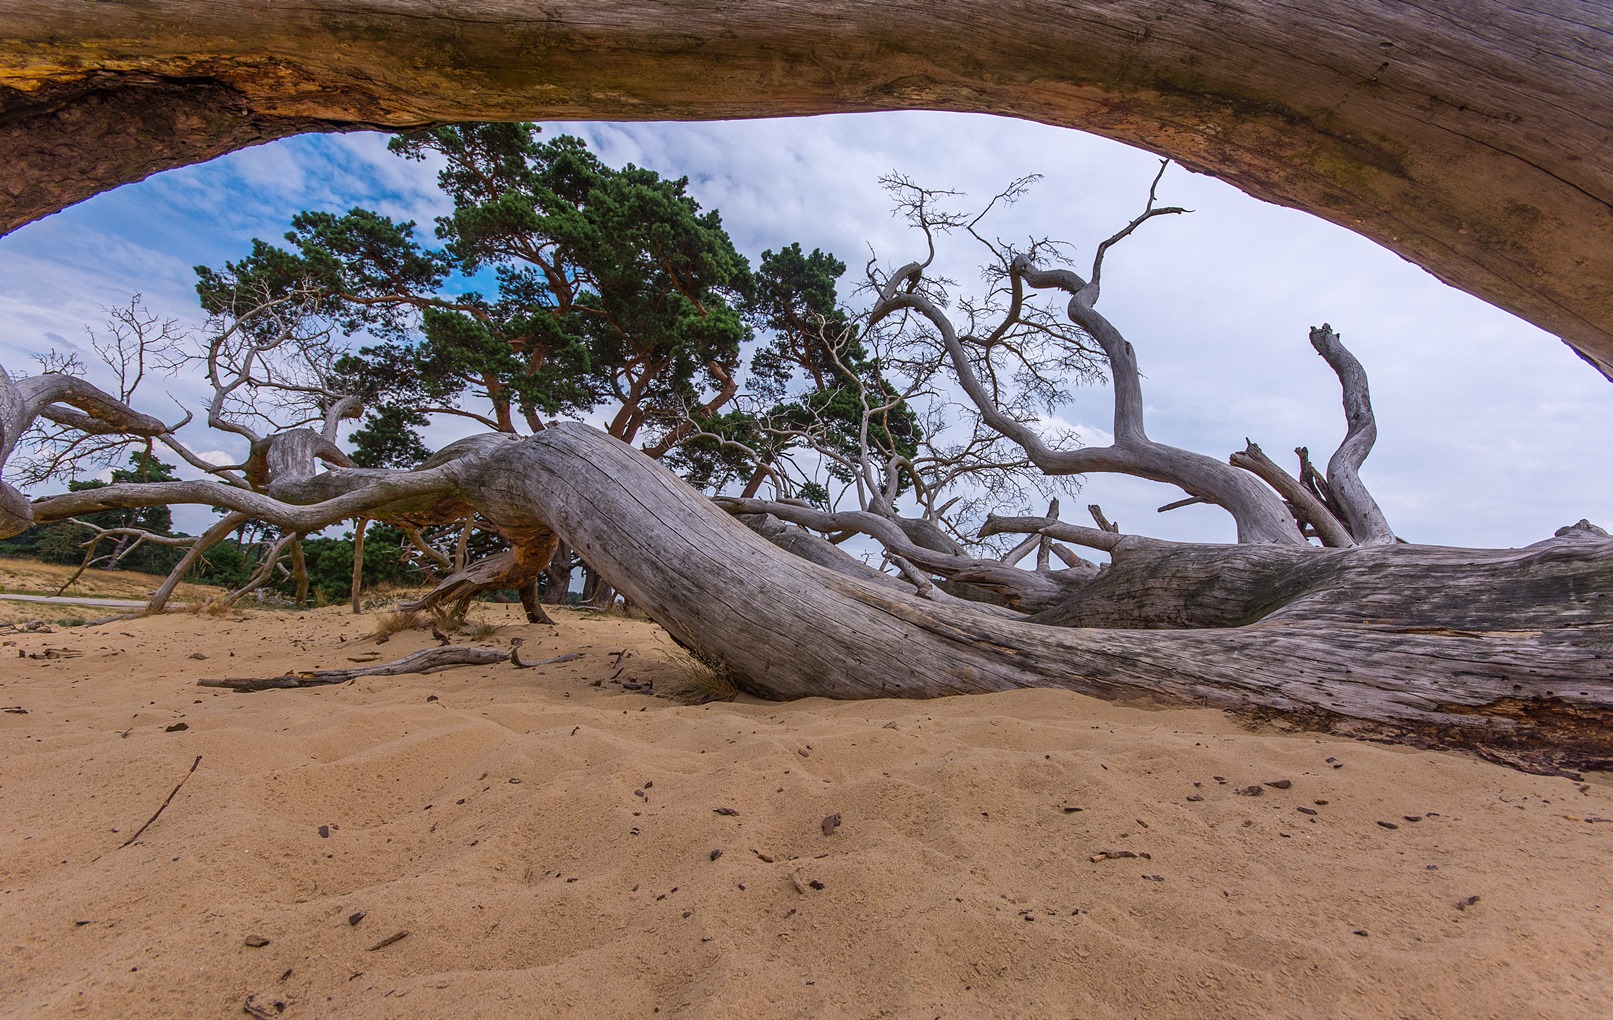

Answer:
[117,754,202,849]
[197,645,583,692]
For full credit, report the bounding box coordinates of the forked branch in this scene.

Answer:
[1310,324,1396,545]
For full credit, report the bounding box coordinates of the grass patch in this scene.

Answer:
[660,650,741,705]
[372,608,425,642]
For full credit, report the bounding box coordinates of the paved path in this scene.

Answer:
[0,593,148,609]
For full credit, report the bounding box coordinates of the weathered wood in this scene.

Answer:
[734,513,911,593]
[718,497,1083,612]
[349,517,368,614]
[1021,533,1613,632]
[198,645,511,691]
[0,368,172,536]
[9,390,1612,765]
[439,424,1613,770]
[510,648,581,670]
[1228,441,1352,548]
[1309,325,1398,545]
[4,2,1611,377]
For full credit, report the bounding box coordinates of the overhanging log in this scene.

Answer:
[2,2,1612,376]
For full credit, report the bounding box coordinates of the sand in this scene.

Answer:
[2,602,1610,1019]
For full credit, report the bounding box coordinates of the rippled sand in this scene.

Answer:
[3,605,1610,1018]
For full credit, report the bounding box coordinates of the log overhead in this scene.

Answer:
[2,2,1612,377]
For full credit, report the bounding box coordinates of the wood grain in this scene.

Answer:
[449,423,1613,770]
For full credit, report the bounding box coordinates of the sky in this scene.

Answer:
[1,111,1609,550]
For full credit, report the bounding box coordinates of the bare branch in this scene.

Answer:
[1310,324,1396,545]
[1156,496,1208,513]
[30,464,463,536]
[873,253,1307,545]
[980,513,1131,554]
[1229,440,1354,548]
[147,512,250,612]
[716,496,1084,611]
[1086,159,1189,304]
[1087,504,1119,534]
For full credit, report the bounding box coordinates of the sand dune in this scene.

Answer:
[2,604,1610,1018]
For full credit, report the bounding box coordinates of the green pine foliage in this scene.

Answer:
[201,124,919,495]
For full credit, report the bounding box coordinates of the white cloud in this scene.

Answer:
[1,111,1608,550]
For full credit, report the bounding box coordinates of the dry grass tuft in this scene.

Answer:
[185,598,239,618]
[660,651,740,705]
[429,603,468,633]
[372,608,425,642]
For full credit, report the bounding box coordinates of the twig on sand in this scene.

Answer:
[198,642,583,691]
[198,645,511,692]
[119,755,201,849]
[510,637,582,670]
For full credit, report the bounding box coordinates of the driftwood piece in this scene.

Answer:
[199,645,511,692]
[509,641,581,670]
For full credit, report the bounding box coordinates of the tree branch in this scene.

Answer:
[1310,324,1396,545]
[1229,440,1354,548]
[870,254,1307,545]
[716,496,1080,611]
[979,514,1132,554]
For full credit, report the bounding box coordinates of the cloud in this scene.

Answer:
[2,111,1608,550]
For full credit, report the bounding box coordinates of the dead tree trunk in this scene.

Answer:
[15,417,1613,768]
[543,540,574,605]
[9,363,1609,770]
[440,424,1613,771]
[349,517,368,614]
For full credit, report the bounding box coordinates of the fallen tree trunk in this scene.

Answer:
[20,418,1612,768]
[437,424,1613,772]
[980,515,1612,632]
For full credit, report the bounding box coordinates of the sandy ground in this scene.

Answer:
[2,602,1611,1019]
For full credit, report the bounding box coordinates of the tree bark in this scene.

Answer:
[436,424,1613,771]
[542,539,573,605]
[349,517,368,614]
[3,3,1612,377]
